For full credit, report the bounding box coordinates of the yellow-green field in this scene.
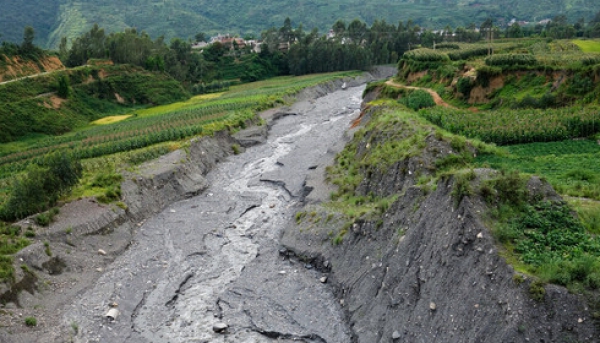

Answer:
[572,39,600,53]
[91,115,132,125]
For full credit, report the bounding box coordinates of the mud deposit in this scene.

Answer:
[56,85,367,343]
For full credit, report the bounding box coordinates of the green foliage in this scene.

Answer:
[447,47,489,61]
[451,169,476,206]
[231,144,241,155]
[57,74,71,99]
[436,43,460,50]
[400,89,436,111]
[485,54,538,68]
[24,317,37,327]
[0,66,190,143]
[496,200,600,291]
[420,106,600,145]
[456,77,473,96]
[476,139,600,200]
[0,152,81,221]
[528,280,546,301]
[403,49,450,63]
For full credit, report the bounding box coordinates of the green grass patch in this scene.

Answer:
[476,139,600,200]
[572,40,600,53]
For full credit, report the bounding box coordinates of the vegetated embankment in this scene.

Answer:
[281,94,600,342]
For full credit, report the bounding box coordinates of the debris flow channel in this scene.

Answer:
[66,85,365,343]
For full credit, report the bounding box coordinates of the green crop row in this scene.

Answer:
[485,54,538,67]
[420,106,600,145]
[402,49,450,62]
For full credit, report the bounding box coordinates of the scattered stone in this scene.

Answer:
[323,260,329,268]
[578,318,584,323]
[278,248,288,256]
[320,277,328,283]
[269,204,276,208]
[98,249,107,256]
[305,264,313,269]
[477,232,483,239]
[430,302,437,311]
[109,302,118,308]
[96,268,103,272]
[392,331,401,339]
[279,271,287,275]
[169,209,176,213]
[105,308,119,321]
[213,322,228,333]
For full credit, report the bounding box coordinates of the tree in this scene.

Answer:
[332,20,346,40]
[20,26,36,55]
[348,19,367,45]
[195,32,207,43]
[506,23,523,38]
[57,74,71,99]
[59,36,68,63]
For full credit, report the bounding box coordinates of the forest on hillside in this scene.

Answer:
[1,0,600,48]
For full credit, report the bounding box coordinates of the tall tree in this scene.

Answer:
[20,26,36,55]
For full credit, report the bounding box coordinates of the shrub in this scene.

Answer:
[484,54,538,68]
[24,317,37,327]
[447,47,489,61]
[0,152,82,221]
[528,280,546,301]
[456,77,473,96]
[402,90,436,111]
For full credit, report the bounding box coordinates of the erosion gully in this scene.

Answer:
[65,85,365,343]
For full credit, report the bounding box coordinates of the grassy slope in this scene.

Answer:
[0,64,189,145]
[391,39,600,293]
[2,0,600,48]
[573,39,600,53]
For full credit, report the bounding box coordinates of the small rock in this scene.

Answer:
[169,209,176,213]
[213,322,228,333]
[392,331,401,339]
[320,277,328,283]
[96,268,103,272]
[278,271,286,275]
[430,302,437,311]
[323,260,329,268]
[477,232,483,239]
[269,204,276,208]
[304,264,313,269]
[578,318,584,323]
[98,249,107,256]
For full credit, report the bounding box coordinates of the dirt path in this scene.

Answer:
[385,79,455,108]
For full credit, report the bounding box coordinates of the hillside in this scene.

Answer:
[1,0,600,48]
[0,55,65,83]
[0,64,189,143]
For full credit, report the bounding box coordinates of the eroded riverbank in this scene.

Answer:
[59,84,376,343]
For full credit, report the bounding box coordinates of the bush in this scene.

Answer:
[24,317,37,327]
[456,77,473,96]
[484,54,538,68]
[401,90,436,111]
[0,152,82,221]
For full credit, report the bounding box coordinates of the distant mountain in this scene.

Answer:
[1,0,599,48]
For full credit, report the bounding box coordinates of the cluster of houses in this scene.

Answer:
[192,34,262,53]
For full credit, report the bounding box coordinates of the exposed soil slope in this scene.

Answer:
[0,55,65,83]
